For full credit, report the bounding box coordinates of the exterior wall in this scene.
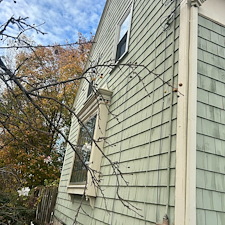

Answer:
[54,0,180,224]
[197,15,225,225]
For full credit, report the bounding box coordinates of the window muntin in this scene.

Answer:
[70,115,97,184]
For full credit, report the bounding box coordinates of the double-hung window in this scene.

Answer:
[115,4,133,61]
[70,115,97,184]
[67,87,113,197]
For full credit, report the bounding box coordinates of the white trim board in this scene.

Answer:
[175,1,198,225]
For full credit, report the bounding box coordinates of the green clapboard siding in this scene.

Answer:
[54,0,179,224]
[197,16,225,225]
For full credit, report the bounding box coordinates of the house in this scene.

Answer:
[53,0,225,224]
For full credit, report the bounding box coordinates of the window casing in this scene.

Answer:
[115,4,133,61]
[70,115,97,184]
[67,87,113,197]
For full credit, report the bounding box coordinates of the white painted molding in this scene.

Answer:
[175,1,198,225]
[67,87,113,198]
[175,1,190,223]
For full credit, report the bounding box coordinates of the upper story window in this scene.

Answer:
[115,5,133,61]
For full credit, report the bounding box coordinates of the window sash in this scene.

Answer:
[116,31,128,61]
[115,4,133,62]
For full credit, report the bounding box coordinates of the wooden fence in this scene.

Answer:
[35,186,58,225]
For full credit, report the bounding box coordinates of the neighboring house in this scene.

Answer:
[54,0,225,224]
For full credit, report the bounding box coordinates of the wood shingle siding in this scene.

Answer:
[197,15,225,225]
[55,0,179,224]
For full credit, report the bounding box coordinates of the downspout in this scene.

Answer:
[175,0,198,225]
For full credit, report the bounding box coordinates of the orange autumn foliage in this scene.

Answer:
[0,35,92,187]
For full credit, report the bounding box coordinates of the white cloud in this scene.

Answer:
[0,0,106,46]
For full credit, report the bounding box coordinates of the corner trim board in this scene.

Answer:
[175,1,198,225]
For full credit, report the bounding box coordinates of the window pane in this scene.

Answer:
[119,13,131,40]
[116,32,127,61]
[70,115,97,183]
[87,80,93,97]
[116,11,131,61]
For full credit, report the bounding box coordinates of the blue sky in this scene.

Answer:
[0,0,106,45]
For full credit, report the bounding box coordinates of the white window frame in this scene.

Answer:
[114,2,133,62]
[69,114,97,185]
[67,87,112,197]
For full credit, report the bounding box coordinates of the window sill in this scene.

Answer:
[110,51,128,74]
[67,184,86,195]
[67,181,97,197]
[116,50,128,63]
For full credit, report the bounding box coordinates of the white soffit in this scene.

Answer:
[199,0,225,25]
